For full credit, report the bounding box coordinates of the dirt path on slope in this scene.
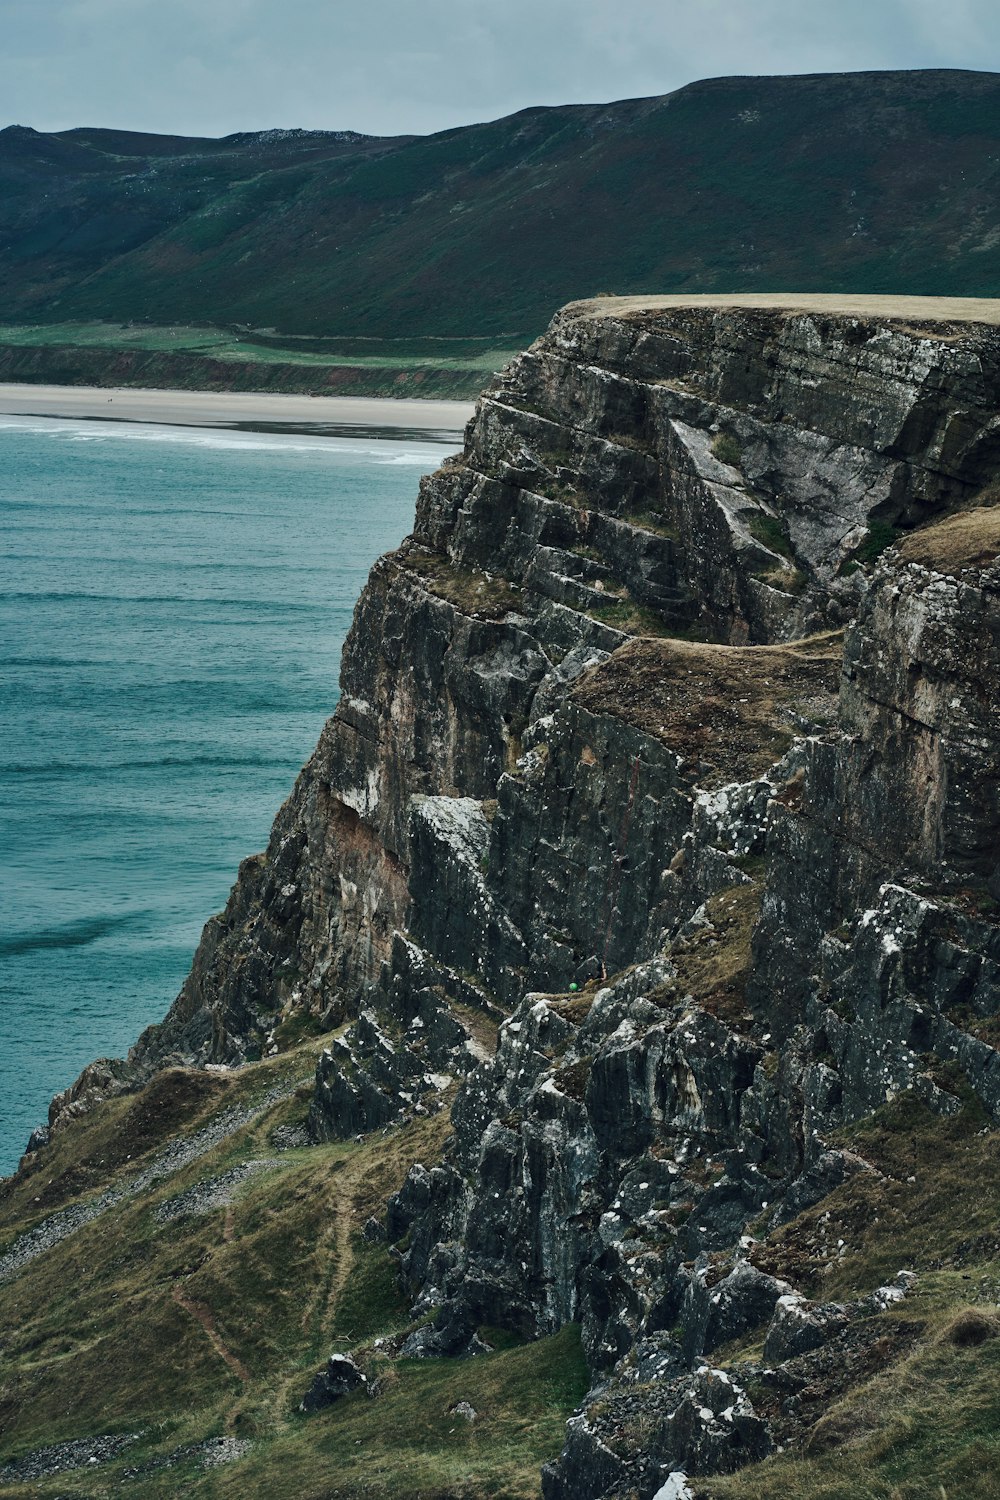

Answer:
[172,1286,252,1383]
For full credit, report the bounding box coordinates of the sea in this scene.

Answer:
[0,412,456,1176]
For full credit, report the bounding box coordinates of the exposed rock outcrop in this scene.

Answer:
[50,295,1000,1497]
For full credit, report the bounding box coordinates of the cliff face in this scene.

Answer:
[43,295,1000,1497]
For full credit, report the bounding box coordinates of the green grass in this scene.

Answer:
[0,322,520,374]
[0,1037,586,1498]
[749,513,795,561]
[327,1237,411,1348]
[42,1325,587,1500]
[747,1086,999,1303]
[700,1087,1000,1498]
[0,320,515,399]
[711,432,743,467]
[839,520,902,574]
[587,593,675,636]
[706,1330,1000,1499]
[3,949,1000,1499]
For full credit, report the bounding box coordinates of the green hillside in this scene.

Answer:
[2,68,1000,392]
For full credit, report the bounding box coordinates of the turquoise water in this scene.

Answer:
[0,414,453,1175]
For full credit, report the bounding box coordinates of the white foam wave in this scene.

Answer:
[373,452,448,465]
[0,414,453,462]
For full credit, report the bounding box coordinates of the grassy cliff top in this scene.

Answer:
[566,292,1000,327]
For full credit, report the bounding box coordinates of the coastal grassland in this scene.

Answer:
[7,1327,587,1500]
[0,323,520,399]
[0,1040,587,1499]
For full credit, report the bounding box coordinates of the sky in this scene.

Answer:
[2,0,999,139]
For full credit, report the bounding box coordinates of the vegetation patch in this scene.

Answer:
[895,505,1000,576]
[271,1009,328,1051]
[0,1041,460,1491]
[651,883,762,1026]
[0,322,515,399]
[327,1237,410,1350]
[624,509,679,539]
[0,1069,229,1233]
[700,1084,1000,1499]
[749,1089,1000,1301]
[14,1324,587,1500]
[586,592,676,637]
[712,432,743,467]
[572,632,842,785]
[705,1318,1000,1500]
[750,563,807,596]
[399,548,521,619]
[554,1057,594,1103]
[838,518,901,574]
[748,512,794,560]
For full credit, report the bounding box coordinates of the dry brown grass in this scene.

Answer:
[651,883,761,1026]
[564,292,1000,331]
[572,631,842,784]
[895,505,1000,575]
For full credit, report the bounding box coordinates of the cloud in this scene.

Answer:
[1,0,997,137]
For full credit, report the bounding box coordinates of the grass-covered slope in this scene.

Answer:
[0,1041,589,1498]
[0,1036,998,1498]
[3,68,1000,394]
[704,1084,1000,1500]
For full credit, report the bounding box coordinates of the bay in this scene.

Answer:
[0,414,454,1175]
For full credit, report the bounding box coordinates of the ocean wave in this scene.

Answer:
[0,415,452,460]
[0,911,149,958]
[373,452,449,466]
[1,656,108,668]
[0,590,328,611]
[0,753,296,777]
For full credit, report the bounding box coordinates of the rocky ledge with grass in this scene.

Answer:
[3,295,1000,1499]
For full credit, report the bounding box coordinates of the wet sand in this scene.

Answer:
[0,384,475,441]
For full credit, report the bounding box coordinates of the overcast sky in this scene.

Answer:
[3,0,999,139]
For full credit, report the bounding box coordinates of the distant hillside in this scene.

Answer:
[2,68,1000,394]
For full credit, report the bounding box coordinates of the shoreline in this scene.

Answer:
[0,383,476,442]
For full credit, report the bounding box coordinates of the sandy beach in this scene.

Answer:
[0,384,475,440]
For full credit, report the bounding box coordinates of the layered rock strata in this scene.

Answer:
[48,297,1000,1496]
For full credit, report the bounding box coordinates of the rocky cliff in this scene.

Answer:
[23,294,1000,1499]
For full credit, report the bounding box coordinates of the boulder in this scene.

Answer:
[299,1354,366,1413]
